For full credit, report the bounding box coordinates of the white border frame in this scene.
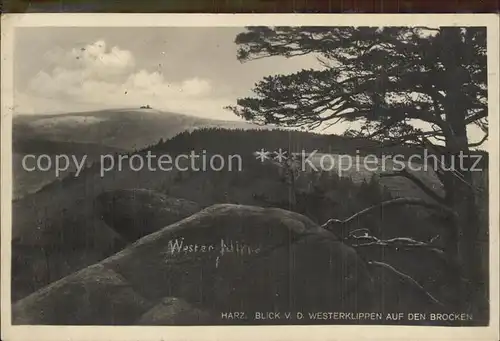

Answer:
[1,13,499,341]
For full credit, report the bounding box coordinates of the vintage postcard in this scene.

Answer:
[1,13,499,341]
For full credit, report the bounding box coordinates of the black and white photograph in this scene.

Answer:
[1,14,499,341]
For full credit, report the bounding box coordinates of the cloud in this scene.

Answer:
[41,40,135,83]
[23,39,226,118]
[181,78,212,96]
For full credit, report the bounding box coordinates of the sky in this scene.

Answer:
[13,27,487,144]
[14,27,324,119]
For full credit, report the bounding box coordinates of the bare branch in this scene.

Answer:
[468,131,489,148]
[421,135,483,193]
[367,261,445,307]
[319,117,343,132]
[379,168,446,205]
[348,233,446,256]
[361,131,443,150]
[321,197,457,233]
[465,109,488,125]
[365,121,397,139]
[474,117,488,134]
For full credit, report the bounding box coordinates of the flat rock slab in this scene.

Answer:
[13,204,375,325]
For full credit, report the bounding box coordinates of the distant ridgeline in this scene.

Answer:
[151,128,488,164]
[32,127,488,195]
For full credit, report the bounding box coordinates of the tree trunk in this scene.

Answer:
[441,163,485,314]
[444,120,482,280]
[439,27,485,312]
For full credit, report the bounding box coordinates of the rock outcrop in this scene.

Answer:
[12,190,200,302]
[96,189,201,242]
[13,204,375,325]
[136,297,214,325]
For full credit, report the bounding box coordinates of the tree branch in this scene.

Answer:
[465,109,488,125]
[347,233,464,277]
[367,260,445,307]
[468,131,489,148]
[363,131,443,149]
[348,234,447,261]
[321,197,457,233]
[379,168,447,205]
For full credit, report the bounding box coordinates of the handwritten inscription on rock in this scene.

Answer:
[164,238,262,267]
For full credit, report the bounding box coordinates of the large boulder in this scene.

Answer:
[96,189,201,242]
[12,189,199,302]
[11,217,127,302]
[136,297,215,325]
[13,204,375,325]
[12,264,151,325]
